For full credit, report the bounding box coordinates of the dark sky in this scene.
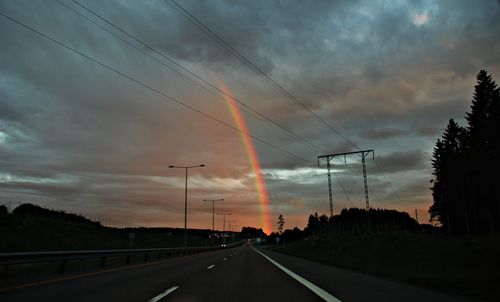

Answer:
[1,0,499,232]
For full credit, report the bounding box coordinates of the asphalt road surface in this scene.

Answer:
[0,244,479,302]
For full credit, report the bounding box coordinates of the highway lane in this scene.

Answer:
[0,245,326,302]
[165,244,325,301]
[0,244,480,302]
[0,247,239,302]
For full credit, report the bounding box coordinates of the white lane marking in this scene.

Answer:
[207,265,215,270]
[252,248,341,302]
[148,286,179,302]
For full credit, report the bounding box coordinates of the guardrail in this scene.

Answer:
[0,242,241,275]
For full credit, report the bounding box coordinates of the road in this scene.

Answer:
[0,244,478,302]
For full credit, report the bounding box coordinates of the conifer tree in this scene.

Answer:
[466,70,498,149]
[430,119,467,233]
[277,214,285,234]
[430,70,500,234]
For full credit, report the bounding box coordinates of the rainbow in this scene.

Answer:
[218,80,273,234]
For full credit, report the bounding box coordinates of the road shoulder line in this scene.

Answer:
[252,247,341,302]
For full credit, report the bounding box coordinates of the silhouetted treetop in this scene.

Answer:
[429,69,500,235]
[13,203,98,226]
[240,226,266,237]
[0,205,8,215]
[466,70,499,147]
[306,208,419,234]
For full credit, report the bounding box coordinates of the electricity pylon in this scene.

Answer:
[317,149,374,216]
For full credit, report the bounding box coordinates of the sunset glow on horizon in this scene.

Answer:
[1,0,499,233]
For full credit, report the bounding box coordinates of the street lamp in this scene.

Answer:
[202,198,224,231]
[169,164,205,246]
[217,213,232,244]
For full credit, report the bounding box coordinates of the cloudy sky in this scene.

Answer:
[1,0,499,233]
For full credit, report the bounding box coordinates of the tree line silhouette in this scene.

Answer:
[429,70,500,235]
[1,203,239,251]
[265,208,423,244]
[307,208,420,234]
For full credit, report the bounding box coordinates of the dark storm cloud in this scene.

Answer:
[0,98,26,122]
[374,150,427,174]
[0,0,499,228]
[397,177,433,199]
[359,128,409,140]
[415,127,442,138]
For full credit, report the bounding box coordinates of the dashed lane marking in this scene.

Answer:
[148,286,179,302]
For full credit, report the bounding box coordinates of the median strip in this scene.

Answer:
[252,247,341,302]
[148,286,178,302]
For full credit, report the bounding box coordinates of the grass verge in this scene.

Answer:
[272,233,500,301]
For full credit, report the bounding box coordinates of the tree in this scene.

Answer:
[429,70,500,234]
[430,119,468,234]
[240,227,266,238]
[282,227,307,241]
[0,205,7,215]
[306,208,419,234]
[306,212,320,234]
[277,214,285,234]
[466,70,499,149]
[465,70,500,233]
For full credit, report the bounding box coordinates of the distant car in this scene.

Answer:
[221,244,226,247]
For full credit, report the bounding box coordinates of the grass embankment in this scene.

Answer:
[0,213,208,252]
[273,233,500,301]
[0,211,234,279]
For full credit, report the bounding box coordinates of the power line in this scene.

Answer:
[332,173,358,209]
[167,0,412,207]
[165,0,377,206]
[0,10,310,164]
[68,0,367,206]
[332,158,359,197]
[13,2,392,209]
[66,0,324,155]
[165,0,359,149]
[331,157,392,209]
[371,158,405,204]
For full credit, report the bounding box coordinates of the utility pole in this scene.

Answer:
[227,220,236,242]
[317,149,374,216]
[169,164,205,246]
[203,198,224,231]
[360,151,372,210]
[217,213,232,244]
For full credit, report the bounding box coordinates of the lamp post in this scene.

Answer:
[203,198,224,231]
[217,213,232,244]
[169,164,205,246]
